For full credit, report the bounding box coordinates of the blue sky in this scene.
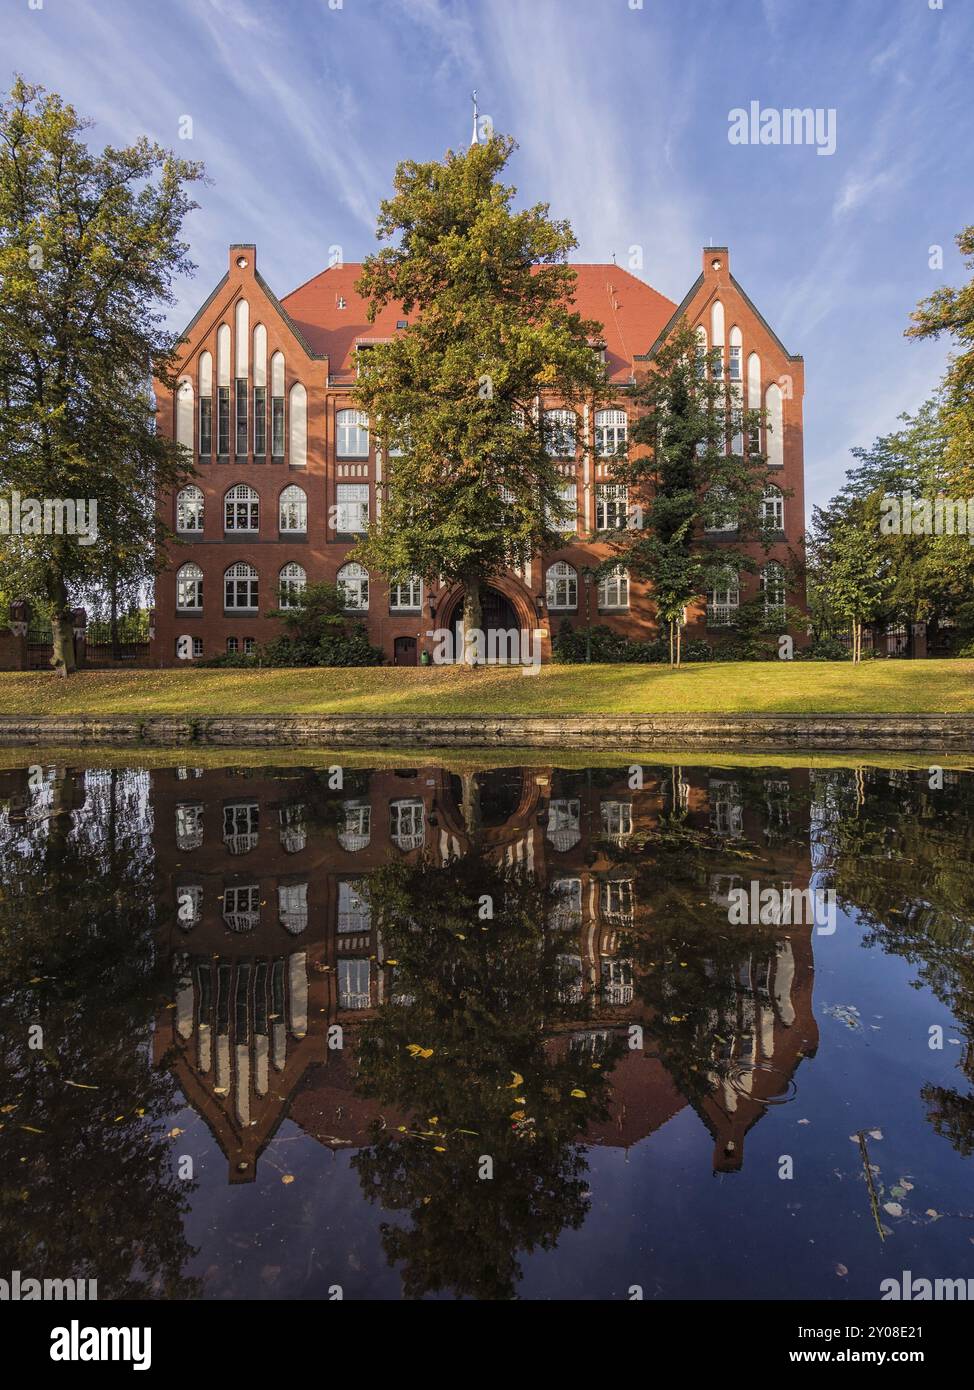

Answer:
[3,0,971,514]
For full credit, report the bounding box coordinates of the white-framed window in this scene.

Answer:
[704,489,738,532]
[176,485,204,533]
[226,637,238,655]
[337,562,369,610]
[176,562,203,611]
[335,482,369,533]
[601,879,635,924]
[279,484,307,532]
[545,480,577,534]
[544,408,577,458]
[557,954,584,1005]
[761,560,787,620]
[547,799,581,851]
[336,408,369,457]
[761,484,784,531]
[389,575,422,611]
[279,803,306,853]
[279,882,308,935]
[223,883,260,932]
[192,637,203,658]
[596,483,628,531]
[710,779,743,837]
[224,483,259,532]
[595,408,628,457]
[707,570,739,627]
[728,344,742,381]
[338,801,371,851]
[223,801,259,854]
[338,879,371,932]
[391,798,425,851]
[338,958,371,1010]
[598,564,629,609]
[175,802,203,850]
[278,562,306,609]
[601,800,633,844]
[695,325,708,378]
[243,637,255,654]
[601,957,634,1005]
[224,561,258,611]
[545,561,578,611]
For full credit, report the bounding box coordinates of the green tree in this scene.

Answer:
[808,493,891,662]
[352,133,610,663]
[907,226,974,494]
[0,78,204,673]
[608,321,775,665]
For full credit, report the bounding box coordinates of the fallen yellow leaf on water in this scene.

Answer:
[509,1072,524,1089]
[281,1174,295,1185]
[21,1125,44,1134]
[514,1097,526,1104]
[570,1089,587,1099]
[167,1127,184,1138]
[433,1146,446,1152]
[64,1080,98,1090]
[406,1044,434,1059]
[510,1110,526,1121]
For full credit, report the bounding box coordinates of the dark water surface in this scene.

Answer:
[2,758,973,1301]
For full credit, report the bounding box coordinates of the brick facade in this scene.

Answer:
[152,243,805,665]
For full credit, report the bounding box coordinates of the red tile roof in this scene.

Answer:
[280,263,677,383]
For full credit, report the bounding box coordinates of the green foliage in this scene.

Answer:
[607,320,779,664]
[203,581,384,667]
[0,78,205,670]
[552,618,714,664]
[350,132,611,636]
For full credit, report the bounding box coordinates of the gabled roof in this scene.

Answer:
[280,262,678,383]
[640,273,803,364]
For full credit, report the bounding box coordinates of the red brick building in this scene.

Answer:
[151,243,805,665]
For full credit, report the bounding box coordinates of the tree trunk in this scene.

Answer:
[676,622,682,668]
[461,771,482,848]
[110,577,120,660]
[47,573,77,677]
[462,577,482,667]
[668,619,675,668]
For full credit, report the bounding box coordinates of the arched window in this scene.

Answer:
[765,383,784,468]
[176,562,203,610]
[711,301,725,378]
[703,488,737,532]
[544,408,577,458]
[225,561,258,611]
[595,409,628,458]
[279,484,307,532]
[289,382,307,467]
[270,351,285,457]
[728,325,743,381]
[176,485,204,533]
[389,575,422,610]
[546,561,578,611]
[761,560,787,619]
[279,562,306,609]
[224,483,259,532]
[598,564,629,609]
[337,562,369,610]
[695,324,708,378]
[337,408,369,457]
[176,377,194,451]
[747,352,762,454]
[707,569,739,627]
[198,350,213,455]
[391,799,425,851]
[761,484,784,531]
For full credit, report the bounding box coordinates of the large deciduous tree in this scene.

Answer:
[352,133,610,663]
[0,77,204,672]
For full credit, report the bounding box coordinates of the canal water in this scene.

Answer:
[1,759,973,1301]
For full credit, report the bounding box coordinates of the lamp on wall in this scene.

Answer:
[534,594,545,619]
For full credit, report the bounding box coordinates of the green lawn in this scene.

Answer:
[0,661,971,716]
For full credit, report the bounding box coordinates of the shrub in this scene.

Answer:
[202,581,384,668]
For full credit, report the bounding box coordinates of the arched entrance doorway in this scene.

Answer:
[441,585,524,662]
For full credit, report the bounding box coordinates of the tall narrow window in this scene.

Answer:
[176,563,203,611]
[761,485,784,531]
[271,351,285,458]
[235,378,248,456]
[337,562,369,610]
[544,408,576,458]
[253,386,266,457]
[761,560,786,620]
[279,562,306,609]
[199,350,213,456]
[707,571,739,627]
[199,395,213,456]
[217,387,230,456]
[596,483,628,531]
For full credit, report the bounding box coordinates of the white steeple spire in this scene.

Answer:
[470,89,479,147]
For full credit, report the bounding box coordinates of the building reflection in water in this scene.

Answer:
[149,762,819,1183]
